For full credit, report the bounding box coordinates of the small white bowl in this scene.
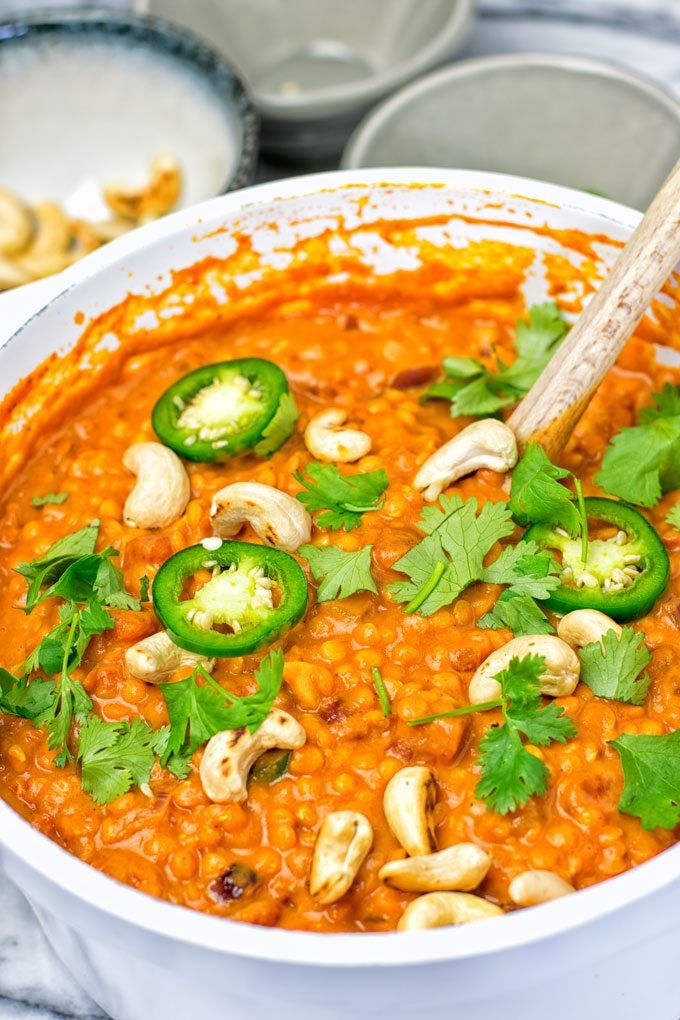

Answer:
[141,0,476,163]
[342,53,680,208]
[0,9,259,220]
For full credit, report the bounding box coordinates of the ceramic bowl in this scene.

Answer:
[342,53,680,208]
[0,8,259,220]
[1,169,680,1020]
[140,0,476,163]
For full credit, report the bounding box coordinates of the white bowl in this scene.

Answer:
[342,54,680,209]
[140,0,476,162]
[1,170,680,1020]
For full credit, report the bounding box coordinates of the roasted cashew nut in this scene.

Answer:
[210,481,312,552]
[557,609,622,650]
[508,870,575,906]
[379,843,491,893]
[304,409,372,463]
[397,891,503,931]
[414,419,518,502]
[0,189,33,255]
[123,442,191,529]
[383,765,437,857]
[309,811,373,905]
[125,630,215,683]
[104,153,181,221]
[200,708,306,803]
[469,635,580,704]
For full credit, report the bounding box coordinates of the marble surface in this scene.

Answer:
[2,1,680,1018]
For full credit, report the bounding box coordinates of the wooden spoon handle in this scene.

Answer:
[508,157,680,459]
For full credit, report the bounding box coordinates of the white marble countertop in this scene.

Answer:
[1,1,680,1018]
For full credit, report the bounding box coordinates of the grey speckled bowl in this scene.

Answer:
[143,0,476,164]
[0,8,259,216]
[342,53,680,208]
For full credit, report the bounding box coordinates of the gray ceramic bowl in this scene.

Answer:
[0,8,259,218]
[342,53,680,208]
[142,0,476,163]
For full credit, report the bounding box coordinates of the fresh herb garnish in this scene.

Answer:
[77,715,163,804]
[388,494,559,617]
[596,385,680,507]
[31,492,68,507]
[299,544,377,602]
[14,520,100,612]
[578,627,651,705]
[423,303,568,417]
[475,654,576,814]
[479,591,554,637]
[509,443,581,537]
[139,575,150,602]
[0,667,55,719]
[295,462,388,531]
[666,504,680,529]
[159,649,285,766]
[610,730,680,829]
[371,666,391,717]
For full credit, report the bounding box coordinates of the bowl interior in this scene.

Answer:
[145,0,465,106]
[0,16,256,216]
[343,58,680,208]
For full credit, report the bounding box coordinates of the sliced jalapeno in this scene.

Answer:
[152,358,298,463]
[524,497,669,622]
[152,539,308,656]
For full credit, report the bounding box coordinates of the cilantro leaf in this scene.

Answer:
[299,544,377,602]
[77,715,159,804]
[666,505,680,529]
[254,392,299,457]
[388,494,514,616]
[159,650,285,763]
[139,575,150,601]
[509,443,581,535]
[15,520,100,611]
[481,540,561,599]
[294,463,388,531]
[475,654,576,814]
[596,387,680,507]
[31,492,68,507]
[0,668,56,719]
[479,591,555,637]
[610,730,680,829]
[578,627,651,705]
[423,303,568,418]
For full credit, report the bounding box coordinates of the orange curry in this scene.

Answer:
[1,221,680,934]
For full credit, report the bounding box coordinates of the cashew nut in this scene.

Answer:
[125,629,215,683]
[104,153,181,221]
[414,419,518,502]
[309,811,373,905]
[509,870,575,907]
[200,708,306,803]
[397,892,503,931]
[379,843,491,893]
[304,409,372,463]
[557,609,622,650]
[0,188,33,255]
[210,482,312,552]
[383,765,437,857]
[26,202,71,258]
[123,442,191,529]
[469,635,580,704]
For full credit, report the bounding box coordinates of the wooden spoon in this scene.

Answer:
[508,157,680,458]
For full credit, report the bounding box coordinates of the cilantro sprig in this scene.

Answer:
[31,492,68,507]
[299,544,377,602]
[295,463,388,531]
[479,591,554,637]
[159,649,285,766]
[611,730,680,830]
[77,715,164,804]
[596,384,680,507]
[388,494,560,617]
[409,654,576,814]
[423,303,568,417]
[578,627,651,705]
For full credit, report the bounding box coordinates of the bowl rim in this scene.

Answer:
[249,0,476,116]
[1,165,679,968]
[341,50,680,170]
[0,5,260,195]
